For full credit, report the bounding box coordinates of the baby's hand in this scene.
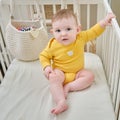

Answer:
[44,66,53,79]
[104,13,115,25]
[99,12,115,28]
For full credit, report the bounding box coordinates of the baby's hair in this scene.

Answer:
[52,9,78,25]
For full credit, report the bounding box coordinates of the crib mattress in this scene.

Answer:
[0,53,115,120]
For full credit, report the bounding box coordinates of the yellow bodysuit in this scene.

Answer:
[39,24,104,84]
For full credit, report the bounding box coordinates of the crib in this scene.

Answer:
[0,0,120,120]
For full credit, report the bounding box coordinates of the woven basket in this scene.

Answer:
[6,0,48,61]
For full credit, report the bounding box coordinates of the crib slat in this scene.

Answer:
[115,76,120,118]
[110,36,120,108]
[108,32,115,92]
[86,4,91,52]
[0,71,3,82]
[108,33,115,85]
[53,4,56,14]
[110,35,117,93]
[0,5,10,40]
[61,0,67,9]
[0,52,7,76]
[40,3,47,27]
[104,27,111,82]
[0,28,10,68]
[96,2,105,56]
[118,109,120,120]
[73,0,80,25]
[113,44,120,104]
[106,27,114,84]
[114,45,120,115]
[87,4,90,29]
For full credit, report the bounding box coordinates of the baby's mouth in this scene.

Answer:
[62,38,68,41]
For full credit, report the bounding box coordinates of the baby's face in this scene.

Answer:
[51,17,80,45]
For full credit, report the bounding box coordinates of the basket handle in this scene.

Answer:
[33,0,46,27]
[9,0,43,21]
[10,0,14,19]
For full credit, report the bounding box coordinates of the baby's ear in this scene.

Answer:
[77,24,81,33]
[50,29,53,34]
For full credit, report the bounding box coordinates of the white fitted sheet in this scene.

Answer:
[0,53,115,120]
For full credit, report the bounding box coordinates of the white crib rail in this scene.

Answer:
[98,24,120,120]
[0,0,120,119]
[96,1,120,119]
[0,26,13,82]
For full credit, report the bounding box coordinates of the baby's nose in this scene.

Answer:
[61,30,67,36]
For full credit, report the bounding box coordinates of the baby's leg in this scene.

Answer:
[64,69,94,97]
[49,69,68,114]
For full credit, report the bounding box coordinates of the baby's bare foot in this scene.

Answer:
[51,100,68,114]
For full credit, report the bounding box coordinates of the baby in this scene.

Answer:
[39,9,115,115]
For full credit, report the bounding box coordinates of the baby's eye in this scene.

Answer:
[55,29,61,32]
[66,28,72,31]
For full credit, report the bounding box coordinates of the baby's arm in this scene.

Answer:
[99,13,115,28]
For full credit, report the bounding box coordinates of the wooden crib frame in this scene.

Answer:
[0,0,120,119]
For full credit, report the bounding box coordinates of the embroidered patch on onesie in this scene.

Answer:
[67,50,73,56]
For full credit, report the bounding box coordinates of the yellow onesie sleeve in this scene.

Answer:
[39,38,54,69]
[80,23,105,43]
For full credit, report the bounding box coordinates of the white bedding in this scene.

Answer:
[0,53,115,120]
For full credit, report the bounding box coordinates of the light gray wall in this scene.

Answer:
[111,0,120,25]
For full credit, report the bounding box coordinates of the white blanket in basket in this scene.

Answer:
[0,53,115,120]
